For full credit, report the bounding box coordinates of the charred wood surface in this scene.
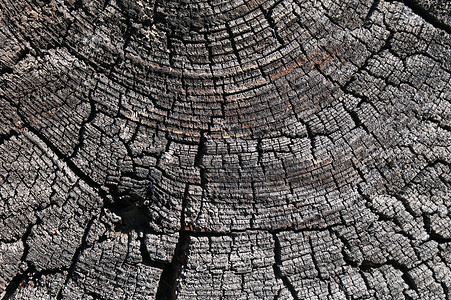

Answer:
[0,0,450,299]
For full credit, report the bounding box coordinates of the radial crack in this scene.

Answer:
[56,216,97,300]
[155,185,191,299]
[272,234,299,300]
[1,221,36,300]
[391,0,451,34]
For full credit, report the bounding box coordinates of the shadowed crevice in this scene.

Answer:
[1,221,37,300]
[155,232,190,300]
[225,22,243,66]
[391,0,451,34]
[56,216,97,300]
[272,234,299,300]
[155,185,191,300]
[364,0,381,25]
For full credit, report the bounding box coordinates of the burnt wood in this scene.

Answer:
[0,0,450,299]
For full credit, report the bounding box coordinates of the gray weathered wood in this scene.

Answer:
[0,0,450,299]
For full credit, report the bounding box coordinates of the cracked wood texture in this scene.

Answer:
[0,0,450,299]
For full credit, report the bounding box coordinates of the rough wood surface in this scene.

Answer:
[0,0,450,299]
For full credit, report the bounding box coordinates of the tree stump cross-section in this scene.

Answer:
[0,0,450,299]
